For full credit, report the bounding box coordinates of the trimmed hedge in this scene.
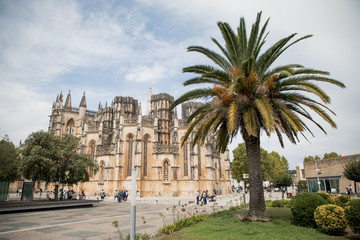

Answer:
[316,191,335,204]
[314,204,347,234]
[290,193,328,227]
[334,195,351,209]
[345,199,360,234]
[271,200,290,208]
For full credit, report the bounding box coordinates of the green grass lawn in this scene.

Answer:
[154,208,352,240]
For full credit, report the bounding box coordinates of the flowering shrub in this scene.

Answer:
[314,204,347,234]
[334,195,351,209]
[290,193,328,227]
[344,199,360,234]
[316,191,335,204]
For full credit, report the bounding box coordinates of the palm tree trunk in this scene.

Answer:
[243,133,270,221]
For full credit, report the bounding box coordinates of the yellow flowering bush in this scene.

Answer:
[314,204,347,234]
[316,191,335,204]
[334,195,351,209]
[344,199,360,234]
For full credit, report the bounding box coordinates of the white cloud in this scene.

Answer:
[0,0,359,170]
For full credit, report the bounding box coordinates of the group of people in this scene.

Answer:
[345,185,353,195]
[113,189,129,202]
[196,190,216,205]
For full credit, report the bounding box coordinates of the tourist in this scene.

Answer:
[196,191,200,205]
[100,189,105,201]
[349,185,353,195]
[114,190,118,201]
[202,191,207,205]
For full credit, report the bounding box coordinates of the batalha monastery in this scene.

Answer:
[48,89,231,198]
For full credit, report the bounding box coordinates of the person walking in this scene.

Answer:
[114,190,118,201]
[202,191,207,205]
[100,189,105,201]
[196,191,200,205]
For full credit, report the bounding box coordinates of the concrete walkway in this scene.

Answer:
[0,192,284,240]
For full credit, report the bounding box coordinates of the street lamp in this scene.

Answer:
[130,165,140,240]
[315,160,322,191]
[243,173,248,211]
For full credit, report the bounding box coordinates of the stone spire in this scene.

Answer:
[79,92,87,108]
[146,88,152,116]
[64,90,72,110]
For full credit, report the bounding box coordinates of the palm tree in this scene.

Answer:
[169,12,345,221]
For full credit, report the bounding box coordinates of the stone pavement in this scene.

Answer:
[0,192,283,240]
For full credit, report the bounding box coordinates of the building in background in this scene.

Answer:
[47,89,230,197]
[303,154,360,194]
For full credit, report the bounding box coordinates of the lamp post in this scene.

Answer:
[315,160,322,191]
[130,165,140,240]
[243,173,248,211]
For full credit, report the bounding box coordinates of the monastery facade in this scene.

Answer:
[48,89,231,197]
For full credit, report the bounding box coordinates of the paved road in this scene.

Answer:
[0,192,283,240]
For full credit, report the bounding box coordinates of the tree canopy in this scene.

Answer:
[343,159,360,183]
[21,131,98,198]
[231,143,288,183]
[169,11,345,221]
[0,135,20,180]
[304,152,340,162]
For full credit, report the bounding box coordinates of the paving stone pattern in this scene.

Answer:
[0,193,282,240]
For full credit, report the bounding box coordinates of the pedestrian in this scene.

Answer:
[349,185,353,195]
[345,187,349,195]
[114,190,118,201]
[125,190,128,201]
[136,191,140,199]
[100,189,105,201]
[202,191,207,205]
[117,190,122,203]
[196,191,200,205]
[81,190,86,200]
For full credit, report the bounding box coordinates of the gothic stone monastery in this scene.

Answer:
[48,89,231,197]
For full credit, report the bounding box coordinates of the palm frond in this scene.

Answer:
[254,96,275,132]
[188,46,231,71]
[169,88,214,110]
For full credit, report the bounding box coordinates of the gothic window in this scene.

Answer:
[197,145,202,177]
[218,158,222,178]
[143,136,149,177]
[66,119,75,135]
[89,140,96,177]
[183,142,188,176]
[173,168,177,180]
[163,160,169,182]
[127,135,133,176]
[99,161,105,182]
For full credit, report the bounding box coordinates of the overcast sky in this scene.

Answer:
[0,0,359,169]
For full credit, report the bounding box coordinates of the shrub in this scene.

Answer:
[314,204,347,234]
[290,192,328,227]
[158,214,209,234]
[271,200,291,208]
[316,191,335,204]
[265,200,272,208]
[344,199,360,234]
[334,195,351,209]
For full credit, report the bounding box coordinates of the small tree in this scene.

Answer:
[296,180,308,193]
[273,173,293,199]
[21,131,98,200]
[343,159,360,194]
[0,135,20,180]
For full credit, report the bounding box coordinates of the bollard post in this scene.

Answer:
[130,168,136,240]
[243,193,247,211]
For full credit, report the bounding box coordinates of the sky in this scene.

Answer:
[0,0,359,169]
